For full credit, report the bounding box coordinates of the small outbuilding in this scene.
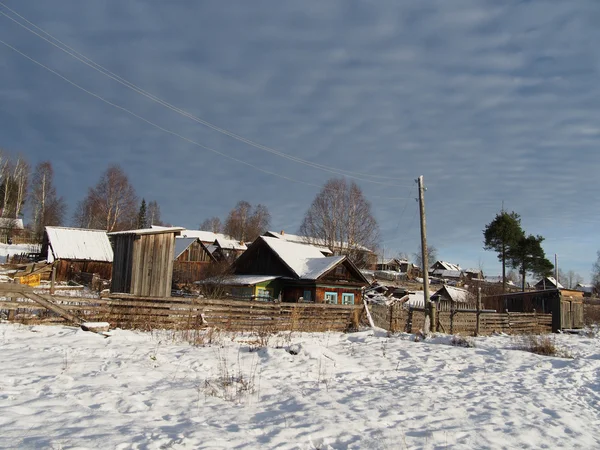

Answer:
[109,227,184,297]
[41,226,113,281]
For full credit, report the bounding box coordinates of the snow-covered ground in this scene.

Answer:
[0,242,39,264]
[1,324,599,449]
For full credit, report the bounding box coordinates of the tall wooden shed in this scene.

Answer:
[109,227,184,297]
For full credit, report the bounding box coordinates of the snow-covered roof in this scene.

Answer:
[576,283,595,293]
[214,237,247,251]
[174,237,198,259]
[464,268,483,275]
[264,231,374,254]
[261,236,348,280]
[0,218,24,229]
[431,261,461,271]
[431,269,462,279]
[535,277,564,289]
[198,274,280,286]
[109,227,184,236]
[402,291,426,308]
[432,285,473,303]
[45,226,113,262]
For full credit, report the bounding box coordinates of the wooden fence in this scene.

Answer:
[0,292,360,332]
[369,303,552,335]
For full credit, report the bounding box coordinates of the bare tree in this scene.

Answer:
[30,161,66,239]
[413,244,438,271]
[199,217,222,233]
[299,178,379,267]
[147,200,163,226]
[73,165,138,231]
[593,251,600,293]
[0,153,30,218]
[224,201,271,242]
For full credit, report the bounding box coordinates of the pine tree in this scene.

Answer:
[137,199,148,229]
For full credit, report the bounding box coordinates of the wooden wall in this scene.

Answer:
[112,232,176,297]
[173,261,212,284]
[55,260,112,282]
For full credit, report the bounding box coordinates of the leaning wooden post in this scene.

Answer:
[475,287,482,336]
[429,302,437,332]
[50,267,56,295]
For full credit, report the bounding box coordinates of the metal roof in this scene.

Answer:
[174,237,198,259]
[45,226,113,262]
[108,227,185,236]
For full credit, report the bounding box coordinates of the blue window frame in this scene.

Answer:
[342,293,355,305]
[303,290,312,302]
[324,292,338,304]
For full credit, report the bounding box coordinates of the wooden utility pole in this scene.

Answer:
[417,175,431,333]
[555,254,559,287]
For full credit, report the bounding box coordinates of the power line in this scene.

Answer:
[0,38,413,201]
[0,4,413,187]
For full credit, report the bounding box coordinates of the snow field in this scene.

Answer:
[0,324,599,449]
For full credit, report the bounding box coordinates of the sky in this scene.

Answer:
[1,1,599,281]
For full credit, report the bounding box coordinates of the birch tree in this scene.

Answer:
[74,165,138,232]
[30,161,66,239]
[299,178,379,267]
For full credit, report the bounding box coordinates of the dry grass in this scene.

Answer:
[518,335,571,358]
[203,350,259,404]
[450,335,475,348]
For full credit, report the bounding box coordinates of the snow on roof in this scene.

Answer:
[109,227,184,236]
[431,269,462,279]
[174,237,198,259]
[261,236,347,279]
[576,283,595,293]
[433,285,473,303]
[265,231,374,253]
[403,291,426,308]
[432,261,461,271]
[45,227,113,262]
[214,237,247,251]
[536,277,564,289]
[197,274,280,286]
[0,218,24,229]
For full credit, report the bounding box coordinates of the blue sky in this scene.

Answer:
[1,1,599,280]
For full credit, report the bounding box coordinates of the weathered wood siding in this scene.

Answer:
[112,232,176,297]
[55,260,112,282]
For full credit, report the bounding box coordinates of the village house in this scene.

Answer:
[430,285,475,311]
[209,236,368,304]
[0,217,24,243]
[41,226,113,281]
[172,236,217,284]
[534,277,564,290]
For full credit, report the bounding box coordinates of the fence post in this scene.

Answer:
[430,302,437,332]
[389,304,394,333]
[475,287,481,336]
[50,267,56,295]
[506,309,511,333]
[450,300,454,335]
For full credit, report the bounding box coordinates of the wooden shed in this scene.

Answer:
[109,227,184,297]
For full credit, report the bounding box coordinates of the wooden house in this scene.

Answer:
[172,237,216,284]
[109,227,184,297]
[534,277,564,290]
[229,236,368,304]
[41,226,113,281]
[211,236,248,262]
[431,285,475,311]
[429,261,462,281]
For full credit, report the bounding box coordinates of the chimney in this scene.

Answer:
[280,230,285,235]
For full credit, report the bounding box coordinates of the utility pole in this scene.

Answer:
[555,254,559,287]
[417,175,431,333]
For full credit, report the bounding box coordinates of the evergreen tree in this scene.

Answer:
[483,211,525,292]
[137,198,148,229]
[507,235,554,291]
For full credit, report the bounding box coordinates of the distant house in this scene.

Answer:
[41,226,113,281]
[0,218,24,243]
[376,258,402,272]
[211,236,248,262]
[534,277,564,290]
[172,237,217,284]
[575,283,596,297]
[431,285,475,311]
[263,230,333,255]
[463,268,484,281]
[429,261,463,283]
[213,236,368,304]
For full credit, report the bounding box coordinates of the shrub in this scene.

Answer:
[518,335,571,358]
[450,335,475,348]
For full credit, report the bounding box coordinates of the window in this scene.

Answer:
[342,293,355,305]
[303,290,312,302]
[256,288,272,301]
[336,266,344,275]
[324,292,338,304]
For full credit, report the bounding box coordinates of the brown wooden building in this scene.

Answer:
[109,227,183,297]
[41,226,113,281]
[232,236,368,304]
[172,237,216,284]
